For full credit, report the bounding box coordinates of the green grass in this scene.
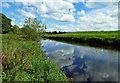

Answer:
[43,31,120,45]
[44,31,119,39]
[1,34,68,82]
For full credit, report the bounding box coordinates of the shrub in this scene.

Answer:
[12,25,20,35]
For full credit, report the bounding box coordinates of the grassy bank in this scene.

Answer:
[43,31,120,49]
[1,34,68,82]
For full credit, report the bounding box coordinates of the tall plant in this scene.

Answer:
[23,17,47,41]
[24,17,46,33]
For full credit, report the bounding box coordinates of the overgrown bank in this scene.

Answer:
[1,34,68,82]
[43,31,120,50]
[0,13,68,82]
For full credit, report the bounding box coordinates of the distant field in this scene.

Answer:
[43,31,120,49]
[44,31,119,39]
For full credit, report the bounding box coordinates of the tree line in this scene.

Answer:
[0,13,46,41]
[46,31,66,34]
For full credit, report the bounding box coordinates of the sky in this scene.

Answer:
[0,0,119,32]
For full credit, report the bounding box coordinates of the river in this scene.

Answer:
[40,39,119,81]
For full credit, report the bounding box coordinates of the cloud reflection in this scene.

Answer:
[41,39,119,81]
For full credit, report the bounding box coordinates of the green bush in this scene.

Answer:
[21,26,40,41]
[12,25,20,35]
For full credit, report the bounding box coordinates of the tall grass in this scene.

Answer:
[1,34,68,82]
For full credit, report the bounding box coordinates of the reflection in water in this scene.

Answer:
[40,39,118,81]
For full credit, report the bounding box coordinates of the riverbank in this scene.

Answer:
[43,31,120,50]
[1,34,68,82]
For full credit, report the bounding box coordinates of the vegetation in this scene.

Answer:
[1,13,68,82]
[43,31,120,49]
[12,25,20,35]
[24,17,46,33]
[0,13,12,34]
[1,12,119,82]
[46,31,66,34]
[45,31,119,39]
[21,17,47,41]
[1,34,68,82]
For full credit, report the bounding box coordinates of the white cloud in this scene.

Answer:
[11,18,15,25]
[37,4,48,14]
[45,0,74,13]
[42,0,75,22]
[11,18,24,28]
[60,14,75,22]
[47,28,55,32]
[48,5,118,32]
[17,9,36,18]
[1,2,10,8]
[13,0,75,22]
[51,14,75,22]
[2,0,119,31]
[40,14,49,18]
[50,24,64,30]
[77,10,85,15]
[42,13,75,22]
[2,0,76,22]
[85,0,119,8]
[48,24,83,32]
[76,6,118,31]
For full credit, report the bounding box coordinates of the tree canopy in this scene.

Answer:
[0,13,12,33]
[22,17,47,41]
[24,17,46,33]
[12,25,20,35]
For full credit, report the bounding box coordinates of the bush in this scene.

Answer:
[21,26,40,41]
[12,25,20,35]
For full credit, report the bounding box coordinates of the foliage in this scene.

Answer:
[0,13,12,34]
[21,26,39,41]
[46,31,66,34]
[1,34,68,82]
[22,17,47,41]
[12,25,20,35]
[24,17,46,33]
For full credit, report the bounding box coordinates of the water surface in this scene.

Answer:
[40,39,119,81]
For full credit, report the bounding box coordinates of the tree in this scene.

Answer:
[22,17,47,41]
[0,13,12,33]
[24,17,46,33]
[52,31,57,34]
[12,25,20,34]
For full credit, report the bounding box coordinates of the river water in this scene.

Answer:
[40,39,119,81]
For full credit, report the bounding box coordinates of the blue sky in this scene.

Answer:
[1,0,119,32]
